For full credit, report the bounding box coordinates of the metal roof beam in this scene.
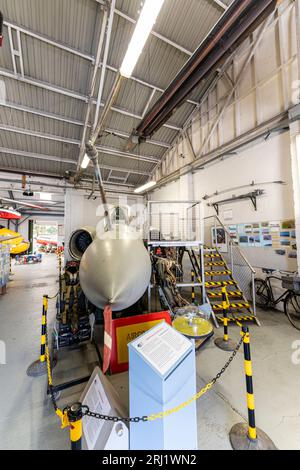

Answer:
[0,172,137,194]
[1,101,84,126]
[20,211,64,216]
[0,124,159,163]
[3,20,95,62]
[0,147,152,176]
[102,63,199,106]
[0,68,87,101]
[114,8,192,56]
[104,128,171,148]
[0,146,76,165]
[0,101,171,148]
[96,145,159,164]
[211,0,228,11]
[0,69,180,132]
[3,20,200,107]
[0,124,79,145]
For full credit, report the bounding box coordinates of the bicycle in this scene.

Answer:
[253,268,300,331]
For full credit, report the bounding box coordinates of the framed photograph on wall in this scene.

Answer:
[211,227,227,253]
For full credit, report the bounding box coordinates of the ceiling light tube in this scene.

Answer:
[120,0,165,78]
[134,180,157,194]
[81,153,90,169]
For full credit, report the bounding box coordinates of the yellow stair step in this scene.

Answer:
[205,270,232,276]
[218,316,256,323]
[207,291,243,298]
[212,302,250,311]
[205,280,237,288]
[204,262,226,267]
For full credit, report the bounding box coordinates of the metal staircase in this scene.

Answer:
[203,246,259,326]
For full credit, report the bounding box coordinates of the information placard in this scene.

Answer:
[110,311,171,374]
[82,374,111,450]
[131,322,191,376]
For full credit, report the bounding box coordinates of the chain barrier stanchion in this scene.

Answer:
[27,295,49,377]
[40,294,277,450]
[214,287,237,352]
[27,294,58,377]
[49,333,245,446]
[65,403,83,450]
[229,326,277,450]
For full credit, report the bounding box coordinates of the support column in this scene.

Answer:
[289,105,300,272]
[28,219,34,254]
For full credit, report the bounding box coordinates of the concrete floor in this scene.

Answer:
[0,254,299,450]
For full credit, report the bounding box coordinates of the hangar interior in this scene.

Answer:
[0,0,300,451]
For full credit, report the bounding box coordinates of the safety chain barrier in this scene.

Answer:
[43,290,245,426]
[37,285,277,450]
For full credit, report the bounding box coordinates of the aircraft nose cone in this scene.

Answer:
[79,237,151,311]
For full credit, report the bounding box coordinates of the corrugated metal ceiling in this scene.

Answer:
[0,0,233,190]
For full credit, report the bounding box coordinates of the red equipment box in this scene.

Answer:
[110,311,171,374]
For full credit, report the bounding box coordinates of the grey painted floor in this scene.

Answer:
[0,254,299,450]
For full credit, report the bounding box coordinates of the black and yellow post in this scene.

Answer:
[27,295,57,377]
[214,287,237,352]
[67,403,83,450]
[57,250,62,304]
[191,270,195,304]
[40,295,47,363]
[229,326,277,450]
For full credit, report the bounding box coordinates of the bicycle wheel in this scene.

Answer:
[253,278,271,309]
[284,292,300,331]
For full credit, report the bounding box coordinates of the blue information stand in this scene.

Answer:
[128,322,198,450]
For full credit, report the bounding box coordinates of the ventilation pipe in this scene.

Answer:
[131,0,277,142]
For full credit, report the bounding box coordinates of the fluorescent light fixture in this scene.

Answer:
[40,192,52,201]
[134,181,157,194]
[81,153,90,169]
[120,0,165,78]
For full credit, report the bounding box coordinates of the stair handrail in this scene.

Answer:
[203,215,256,275]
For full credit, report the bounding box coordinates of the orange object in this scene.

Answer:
[110,311,171,374]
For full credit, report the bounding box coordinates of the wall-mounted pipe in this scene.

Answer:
[133,0,277,141]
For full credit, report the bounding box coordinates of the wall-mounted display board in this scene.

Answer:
[226,220,297,259]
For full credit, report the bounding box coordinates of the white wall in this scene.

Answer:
[194,132,293,222]
[150,131,297,272]
[153,0,298,183]
[149,180,180,202]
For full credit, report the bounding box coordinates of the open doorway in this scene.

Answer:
[33,220,64,253]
